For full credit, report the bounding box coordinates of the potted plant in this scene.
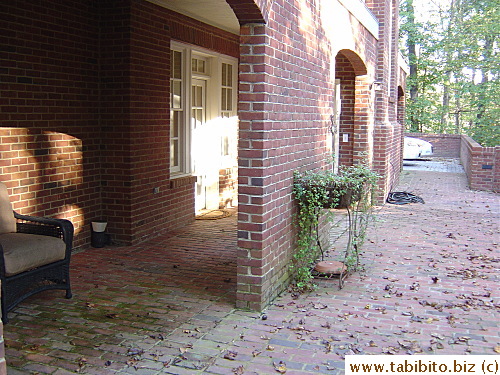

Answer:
[291,164,378,290]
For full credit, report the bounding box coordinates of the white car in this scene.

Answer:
[403,137,433,159]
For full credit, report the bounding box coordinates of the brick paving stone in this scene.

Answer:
[4,167,499,373]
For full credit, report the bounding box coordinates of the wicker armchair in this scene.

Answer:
[0,182,73,323]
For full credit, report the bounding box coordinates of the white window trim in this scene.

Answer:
[170,41,238,177]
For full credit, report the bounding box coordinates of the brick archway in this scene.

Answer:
[337,49,368,76]
[335,50,371,167]
[225,0,268,24]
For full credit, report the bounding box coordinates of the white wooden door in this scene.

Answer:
[192,79,220,212]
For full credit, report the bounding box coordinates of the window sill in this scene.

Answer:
[170,175,197,189]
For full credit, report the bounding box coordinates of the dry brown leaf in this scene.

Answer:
[273,361,287,374]
[494,346,500,353]
[252,350,262,357]
[127,348,144,356]
[224,350,238,360]
[233,365,244,375]
[127,358,139,367]
[313,303,327,309]
[325,341,332,353]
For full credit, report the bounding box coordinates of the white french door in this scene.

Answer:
[192,79,220,212]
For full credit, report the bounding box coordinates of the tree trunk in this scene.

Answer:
[405,0,420,132]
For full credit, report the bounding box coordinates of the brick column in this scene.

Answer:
[353,77,374,166]
[237,24,271,310]
[370,0,402,200]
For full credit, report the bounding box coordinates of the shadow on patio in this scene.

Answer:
[5,211,238,373]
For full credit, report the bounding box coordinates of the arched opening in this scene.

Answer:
[335,50,371,167]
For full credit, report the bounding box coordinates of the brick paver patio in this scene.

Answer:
[5,162,499,374]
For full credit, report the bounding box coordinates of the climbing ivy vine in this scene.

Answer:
[292,164,379,290]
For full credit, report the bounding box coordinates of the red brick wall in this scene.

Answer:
[460,136,499,193]
[236,0,387,310]
[99,1,239,244]
[370,0,403,199]
[237,14,336,308]
[1,0,239,247]
[1,1,102,249]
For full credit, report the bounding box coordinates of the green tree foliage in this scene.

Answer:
[400,0,499,146]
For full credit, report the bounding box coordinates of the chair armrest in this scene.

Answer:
[14,212,74,247]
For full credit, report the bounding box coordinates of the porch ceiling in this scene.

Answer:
[146,0,240,34]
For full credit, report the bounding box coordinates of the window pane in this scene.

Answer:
[226,88,232,111]
[172,81,182,109]
[222,64,227,86]
[193,85,202,107]
[171,140,179,167]
[227,64,232,86]
[192,57,206,74]
[221,88,227,111]
[172,51,182,79]
[172,112,179,137]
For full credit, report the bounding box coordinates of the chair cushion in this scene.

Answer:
[0,183,16,235]
[0,233,66,277]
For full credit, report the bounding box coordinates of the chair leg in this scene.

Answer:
[1,296,8,325]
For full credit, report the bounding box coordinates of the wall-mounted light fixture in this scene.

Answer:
[371,80,383,91]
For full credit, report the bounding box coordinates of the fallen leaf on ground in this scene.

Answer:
[382,346,399,354]
[127,348,144,356]
[273,361,287,373]
[410,282,420,291]
[224,350,238,360]
[252,350,262,357]
[431,333,445,340]
[127,358,139,367]
[313,303,328,309]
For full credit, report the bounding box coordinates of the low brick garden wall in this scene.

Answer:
[406,133,499,193]
[460,135,499,193]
